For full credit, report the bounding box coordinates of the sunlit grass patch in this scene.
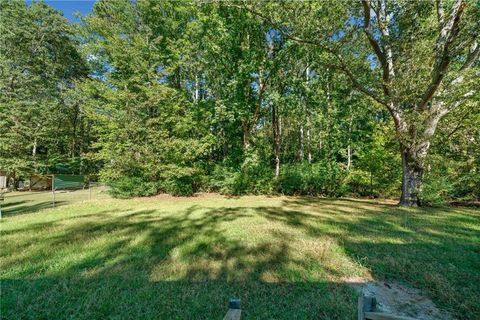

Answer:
[1,195,478,319]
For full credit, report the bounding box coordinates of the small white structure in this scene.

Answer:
[0,171,7,189]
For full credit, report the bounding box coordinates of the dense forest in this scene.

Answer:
[0,0,479,206]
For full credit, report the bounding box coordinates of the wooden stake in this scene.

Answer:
[223,299,241,320]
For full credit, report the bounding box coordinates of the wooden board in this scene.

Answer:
[223,309,241,320]
[365,311,418,320]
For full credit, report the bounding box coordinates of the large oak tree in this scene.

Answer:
[248,0,479,205]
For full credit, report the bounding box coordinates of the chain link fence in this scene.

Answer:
[0,183,111,217]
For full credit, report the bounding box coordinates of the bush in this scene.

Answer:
[210,165,271,195]
[276,162,347,196]
[109,176,158,199]
[209,153,274,195]
[308,162,348,196]
[420,158,455,206]
[275,165,304,195]
[420,174,453,206]
[220,171,251,195]
[158,165,197,196]
[345,169,373,196]
[162,176,194,196]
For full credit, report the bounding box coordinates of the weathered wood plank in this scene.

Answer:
[365,311,418,320]
[358,295,365,320]
[223,309,241,320]
[358,295,376,320]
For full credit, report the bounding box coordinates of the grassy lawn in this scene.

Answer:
[1,194,479,319]
[1,187,110,216]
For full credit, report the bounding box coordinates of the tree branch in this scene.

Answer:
[361,0,388,80]
[231,1,404,124]
[376,0,395,79]
[362,0,396,101]
[460,40,480,72]
[419,0,465,110]
[436,0,445,30]
[437,39,479,100]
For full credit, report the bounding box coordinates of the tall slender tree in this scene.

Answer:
[0,1,87,180]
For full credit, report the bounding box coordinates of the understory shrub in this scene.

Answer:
[158,165,197,196]
[345,169,373,196]
[421,157,456,205]
[109,176,158,198]
[276,162,347,196]
[421,174,453,206]
[210,161,274,195]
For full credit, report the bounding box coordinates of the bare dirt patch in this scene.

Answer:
[346,277,453,320]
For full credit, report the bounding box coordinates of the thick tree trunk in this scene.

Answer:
[397,110,440,206]
[399,145,426,207]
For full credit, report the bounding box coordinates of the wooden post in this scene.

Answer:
[223,298,241,320]
[364,312,418,320]
[0,193,3,219]
[52,175,55,208]
[359,295,418,320]
[358,295,376,320]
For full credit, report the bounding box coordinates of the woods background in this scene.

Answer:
[0,0,479,206]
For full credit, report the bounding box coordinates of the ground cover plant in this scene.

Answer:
[1,193,478,319]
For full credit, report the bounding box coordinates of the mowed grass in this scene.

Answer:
[1,187,110,216]
[1,194,479,319]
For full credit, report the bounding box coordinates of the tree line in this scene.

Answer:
[0,0,479,206]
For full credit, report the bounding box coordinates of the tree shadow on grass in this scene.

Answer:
[1,198,68,217]
[272,198,480,319]
[1,198,479,319]
[1,204,360,319]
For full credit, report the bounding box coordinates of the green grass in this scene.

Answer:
[1,194,479,319]
[1,187,110,216]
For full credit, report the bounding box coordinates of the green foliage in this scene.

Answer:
[212,168,251,196]
[344,169,373,197]
[158,166,197,196]
[109,176,158,199]
[275,166,304,195]
[2,0,478,205]
[0,1,87,177]
[428,107,480,202]
[353,126,402,197]
[276,162,347,196]
[210,160,275,196]
[421,174,453,206]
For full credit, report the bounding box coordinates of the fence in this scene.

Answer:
[0,183,110,217]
